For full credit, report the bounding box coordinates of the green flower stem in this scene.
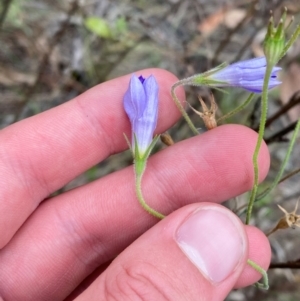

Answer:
[247,259,269,290]
[135,158,165,220]
[171,80,199,135]
[217,93,255,123]
[256,118,300,201]
[246,63,273,225]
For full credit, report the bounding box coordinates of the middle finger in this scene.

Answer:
[0,125,270,301]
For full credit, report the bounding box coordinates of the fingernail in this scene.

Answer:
[175,206,246,283]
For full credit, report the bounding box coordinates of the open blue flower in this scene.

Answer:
[204,57,281,93]
[123,74,159,157]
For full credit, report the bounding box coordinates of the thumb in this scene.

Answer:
[75,203,267,301]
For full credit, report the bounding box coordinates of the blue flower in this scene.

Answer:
[123,74,159,157]
[205,57,281,93]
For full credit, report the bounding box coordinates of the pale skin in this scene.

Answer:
[0,69,271,301]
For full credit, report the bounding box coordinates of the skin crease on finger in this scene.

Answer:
[0,69,184,249]
[64,225,271,301]
[0,125,270,300]
[71,204,270,301]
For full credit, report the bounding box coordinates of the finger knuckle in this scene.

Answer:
[104,261,177,301]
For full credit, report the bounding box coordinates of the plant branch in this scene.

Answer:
[265,120,299,144]
[270,260,300,269]
[279,167,300,184]
[254,90,300,132]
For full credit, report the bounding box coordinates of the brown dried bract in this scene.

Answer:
[267,201,300,236]
[160,132,174,146]
[188,94,218,130]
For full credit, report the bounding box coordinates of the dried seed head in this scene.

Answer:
[267,201,300,236]
[277,201,300,229]
[188,94,218,130]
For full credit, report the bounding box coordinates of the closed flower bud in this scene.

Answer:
[191,57,281,93]
[123,74,159,158]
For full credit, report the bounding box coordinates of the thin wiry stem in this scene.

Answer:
[247,259,269,290]
[171,80,199,135]
[135,161,165,220]
[279,24,300,61]
[256,119,300,201]
[246,63,273,224]
[217,93,255,123]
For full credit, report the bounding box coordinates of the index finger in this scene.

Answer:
[0,69,184,248]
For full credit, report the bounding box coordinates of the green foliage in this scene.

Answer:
[115,16,127,34]
[84,16,128,39]
[84,17,112,39]
[85,166,99,182]
[5,0,24,27]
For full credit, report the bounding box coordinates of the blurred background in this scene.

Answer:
[0,0,300,299]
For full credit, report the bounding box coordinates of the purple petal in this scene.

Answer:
[134,75,159,152]
[233,57,267,69]
[123,74,159,154]
[239,78,282,93]
[143,75,159,131]
[123,75,146,122]
[209,57,281,93]
[211,66,242,84]
[271,67,282,78]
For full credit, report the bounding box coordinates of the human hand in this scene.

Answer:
[0,69,271,301]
